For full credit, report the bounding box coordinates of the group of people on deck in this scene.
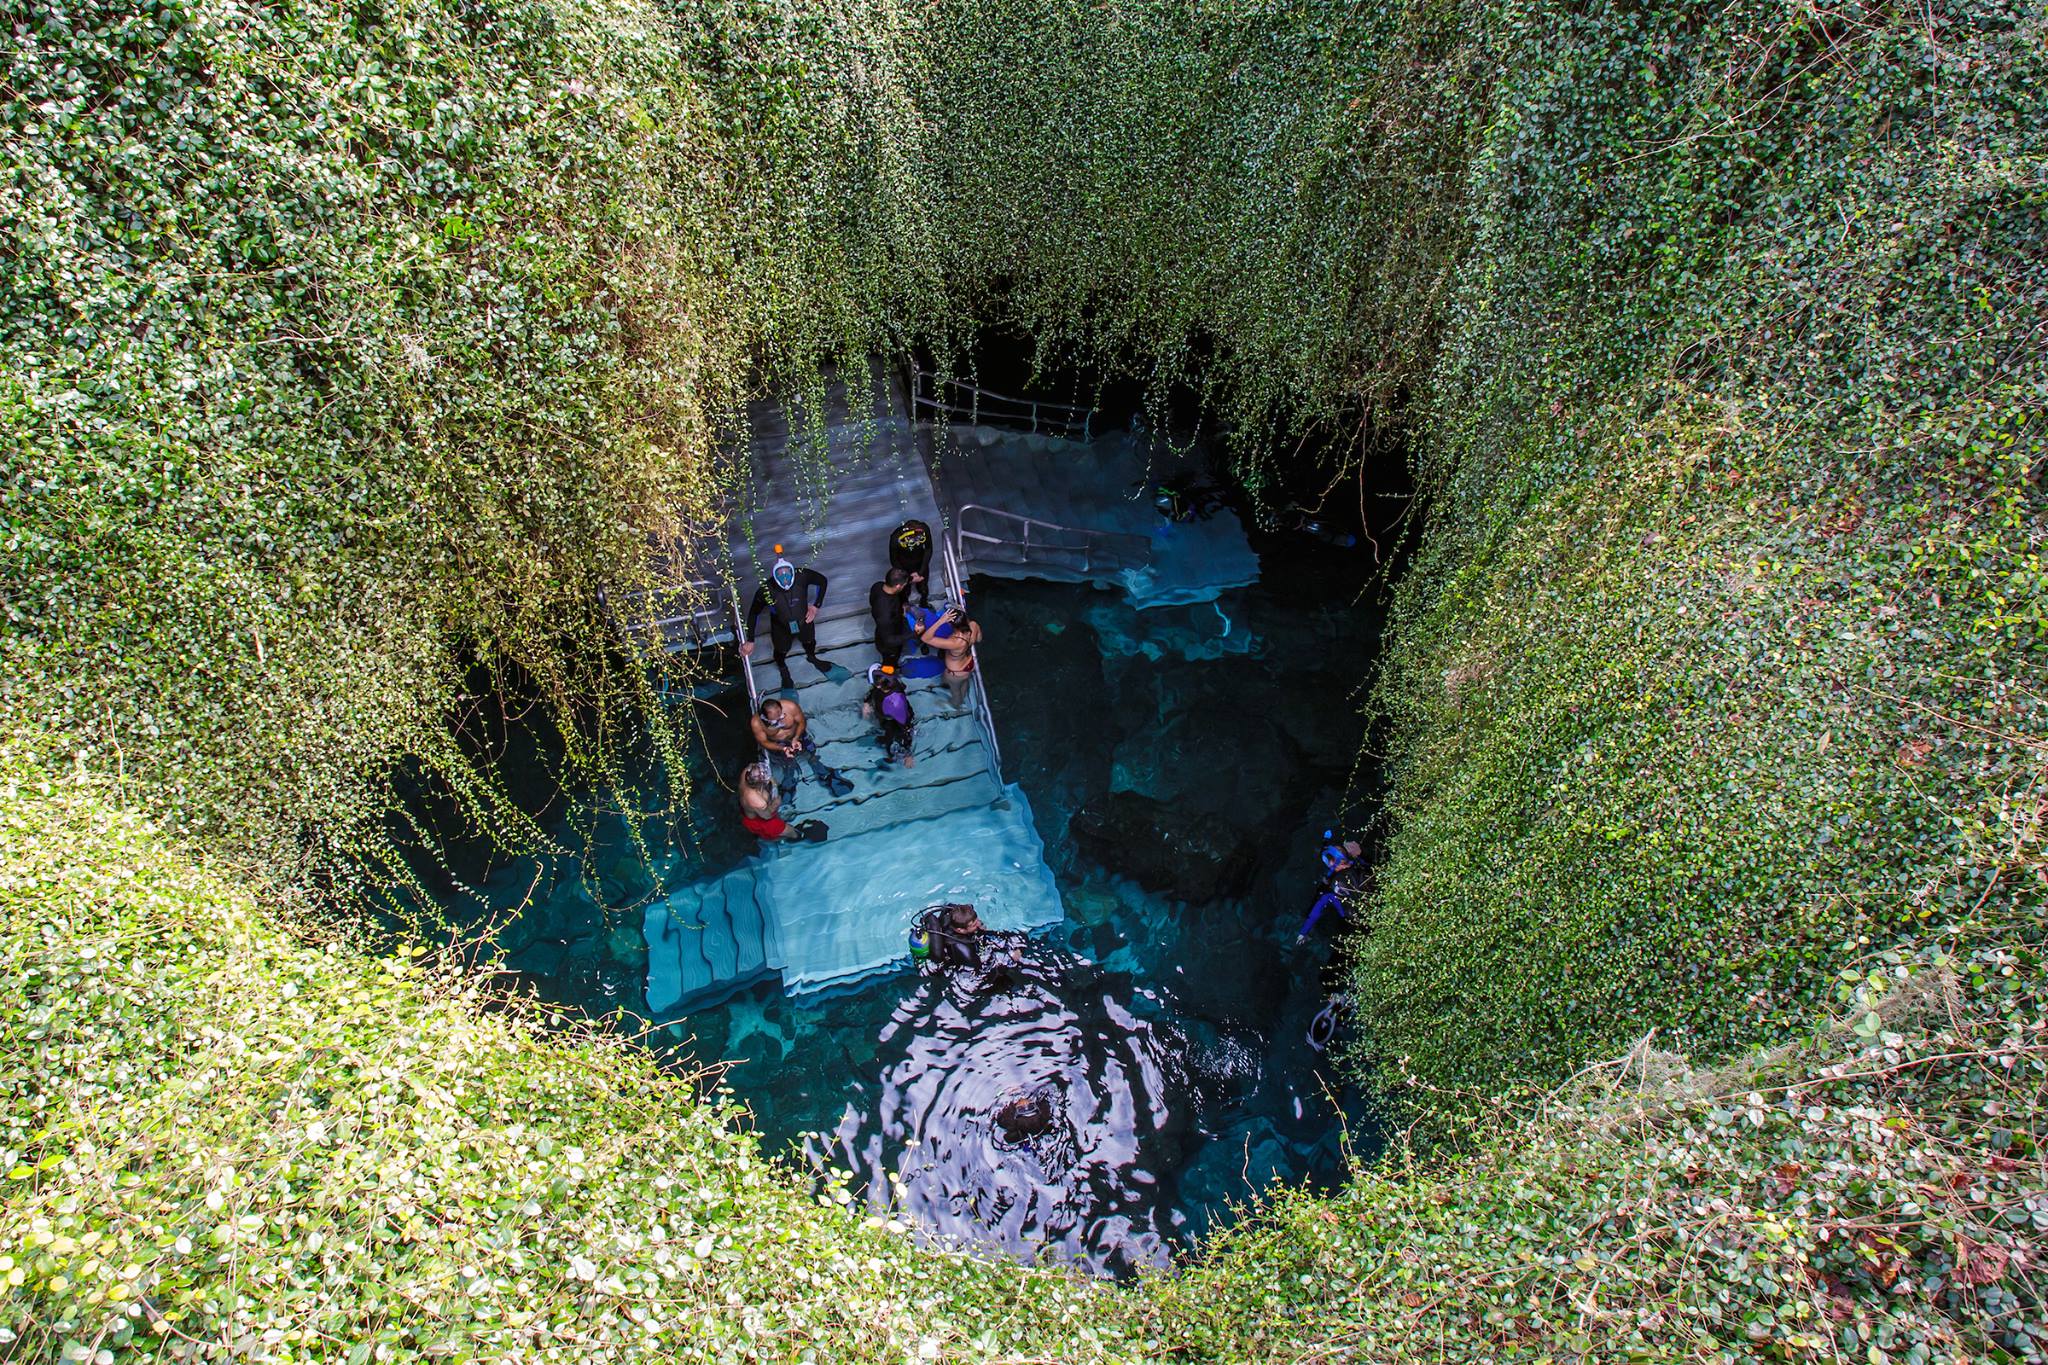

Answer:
[728,511,1369,1055]
[734,518,985,843]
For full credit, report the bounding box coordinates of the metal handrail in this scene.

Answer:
[730,594,760,713]
[954,502,1150,575]
[612,579,727,647]
[939,534,1003,788]
[908,365,1094,442]
[608,573,758,712]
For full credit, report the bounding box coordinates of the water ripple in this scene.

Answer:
[805,935,1226,1276]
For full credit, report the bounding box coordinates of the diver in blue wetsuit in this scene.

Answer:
[1295,834,1368,945]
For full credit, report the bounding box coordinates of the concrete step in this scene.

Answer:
[797,767,1003,841]
[750,649,953,708]
[762,785,1065,993]
[746,630,965,700]
[803,693,978,749]
[800,722,989,803]
[645,863,778,1014]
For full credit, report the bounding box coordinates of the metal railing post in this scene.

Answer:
[730,595,760,713]
[902,372,1095,441]
[954,502,1150,576]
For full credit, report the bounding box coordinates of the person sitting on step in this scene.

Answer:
[750,696,852,802]
[738,761,792,840]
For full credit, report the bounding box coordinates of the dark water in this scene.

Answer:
[402,531,1387,1277]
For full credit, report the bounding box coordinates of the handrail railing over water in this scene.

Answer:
[609,574,760,711]
[608,576,729,651]
[939,534,1003,789]
[729,593,760,713]
[907,365,1095,442]
[955,502,1151,577]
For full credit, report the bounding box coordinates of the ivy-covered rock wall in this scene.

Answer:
[933,0,2048,1121]
[1355,0,2046,1103]
[11,720,2041,1358]
[2,0,947,877]
[911,0,2046,1106]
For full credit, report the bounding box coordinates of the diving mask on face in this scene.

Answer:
[772,557,797,591]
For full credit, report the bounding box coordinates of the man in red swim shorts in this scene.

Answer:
[738,761,793,840]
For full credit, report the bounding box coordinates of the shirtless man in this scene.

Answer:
[915,605,983,710]
[750,697,847,802]
[737,762,797,841]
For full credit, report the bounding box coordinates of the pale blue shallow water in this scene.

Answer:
[404,535,1384,1277]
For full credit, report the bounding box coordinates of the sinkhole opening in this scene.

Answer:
[391,349,1417,1277]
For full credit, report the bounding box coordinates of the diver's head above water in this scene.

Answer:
[993,1090,1056,1145]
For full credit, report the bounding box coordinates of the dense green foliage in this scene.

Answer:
[1,753,1120,1362]
[1355,0,2048,1103]
[915,0,1480,456]
[2,0,944,877]
[5,0,2046,1356]
[10,758,2043,1360]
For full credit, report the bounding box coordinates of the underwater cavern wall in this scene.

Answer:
[5,0,2047,1357]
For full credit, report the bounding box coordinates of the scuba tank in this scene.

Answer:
[911,904,980,969]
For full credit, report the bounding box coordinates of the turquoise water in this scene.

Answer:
[404,536,1384,1277]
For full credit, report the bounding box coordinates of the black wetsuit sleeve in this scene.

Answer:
[745,586,769,639]
[802,568,827,609]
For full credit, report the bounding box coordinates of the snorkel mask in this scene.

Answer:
[771,555,796,591]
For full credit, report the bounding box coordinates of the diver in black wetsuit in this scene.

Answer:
[1153,474,1229,523]
[913,902,983,969]
[742,549,829,690]
[864,664,917,766]
[887,520,933,607]
[870,568,915,667]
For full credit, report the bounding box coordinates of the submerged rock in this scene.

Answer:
[1067,790,1256,903]
[1108,700,1300,832]
[607,922,649,970]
